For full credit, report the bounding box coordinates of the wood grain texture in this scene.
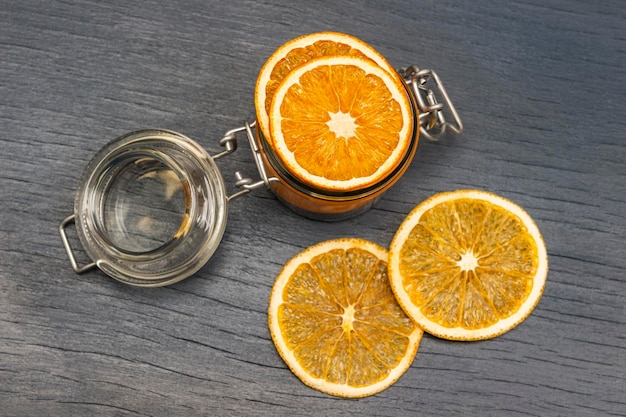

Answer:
[1,0,625,415]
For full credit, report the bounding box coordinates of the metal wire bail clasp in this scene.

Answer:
[214,120,278,201]
[399,65,463,142]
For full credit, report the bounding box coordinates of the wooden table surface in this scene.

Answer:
[1,0,625,415]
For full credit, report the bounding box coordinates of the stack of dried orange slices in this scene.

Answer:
[261,34,548,398]
[254,31,414,192]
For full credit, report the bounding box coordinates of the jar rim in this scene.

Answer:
[73,129,228,286]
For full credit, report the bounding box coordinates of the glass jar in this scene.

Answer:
[249,66,463,220]
[60,129,229,286]
[59,66,461,286]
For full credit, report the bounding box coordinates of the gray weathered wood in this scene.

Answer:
[1,0,624,415]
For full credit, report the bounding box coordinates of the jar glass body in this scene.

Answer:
[72,129,228,286]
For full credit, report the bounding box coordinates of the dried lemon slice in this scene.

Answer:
[268,238,422,397]
[389,190,548,341]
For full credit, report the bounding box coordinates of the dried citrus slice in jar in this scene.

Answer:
[255,31,397,145]
[388,190,548,341]
[268,238,422,398]
[268,55,413,192]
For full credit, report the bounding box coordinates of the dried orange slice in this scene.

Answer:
[388,190,548,341]
[268,238,422,398]
[268,55,413,192]
[255,31,397,145]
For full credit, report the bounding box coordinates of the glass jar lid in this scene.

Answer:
[69,129,228,286]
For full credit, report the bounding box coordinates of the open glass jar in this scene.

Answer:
[59,65,462,286]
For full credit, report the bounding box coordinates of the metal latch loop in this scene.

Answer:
[399,65,463,142]
[59,214,97,274]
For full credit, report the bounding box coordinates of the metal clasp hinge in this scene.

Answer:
[399,66,463,142]
[213,120,278,201]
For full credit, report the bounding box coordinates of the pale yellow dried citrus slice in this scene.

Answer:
[268,238,422,398]
[268,55,413,192]
[388,190,548,341]
[255,31,397,145]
